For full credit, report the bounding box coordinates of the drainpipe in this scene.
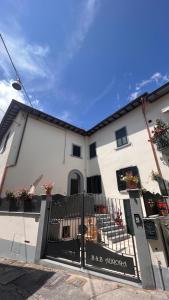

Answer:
[141,96,168,196]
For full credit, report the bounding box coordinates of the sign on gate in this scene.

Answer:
[86,241,135,275]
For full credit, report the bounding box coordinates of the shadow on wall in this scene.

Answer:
[0,261,56,298]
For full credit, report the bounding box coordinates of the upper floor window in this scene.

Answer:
[0,132,10,154]
[89,142,96,159]
[72,144,81,158]
[115,127,128,148]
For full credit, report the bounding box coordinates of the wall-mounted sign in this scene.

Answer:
[134,214,143,227]
[144,219,158,240]
[86,241,135,275]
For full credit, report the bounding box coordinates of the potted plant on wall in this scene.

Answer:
[16,188,33,212]
[151,119,169,152]
[121,172,139,189]
[6,190,17,211]
[42,182,54,195]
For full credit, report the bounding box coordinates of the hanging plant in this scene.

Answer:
[151,119,169,151]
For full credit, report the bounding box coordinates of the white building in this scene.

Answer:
[0,82,169,199]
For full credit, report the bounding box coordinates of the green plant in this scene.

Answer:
[151,119,169,150]
[151,170,161,181]
[15,188,32,199]
[121,172,139,184]
[5,190,15,199]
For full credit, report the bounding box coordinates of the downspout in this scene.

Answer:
[0,113,29,195]
[141,96,168,195]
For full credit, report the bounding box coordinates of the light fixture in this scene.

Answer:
[12,79,22,91]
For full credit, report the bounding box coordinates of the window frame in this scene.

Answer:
[89,142,96,159]
[87,175,102,194]
[115,127,128,148]
[72,144,81,158]
[116,166,141,192]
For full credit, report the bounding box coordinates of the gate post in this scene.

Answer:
[128,189,155,289]
[35,194,52,262]
[81,192,85,268]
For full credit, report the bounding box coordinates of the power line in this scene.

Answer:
[0,33,33,108]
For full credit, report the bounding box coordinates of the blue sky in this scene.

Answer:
[0,0,169,128]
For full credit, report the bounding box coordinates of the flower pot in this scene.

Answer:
[9,198,17,211]
[127,182,138,189]
[159,209,168,216]
[24,198,32,212]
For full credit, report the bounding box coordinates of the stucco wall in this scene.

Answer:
[87,95,169,198]
[1,94,169,199]
[2,116,86,195]
[0,111,26,188]
[0,212,40,262]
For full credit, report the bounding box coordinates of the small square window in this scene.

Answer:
[115,127,128,148]
[116,166,141,191]
[89,142,96,159]
[72,144,81,157]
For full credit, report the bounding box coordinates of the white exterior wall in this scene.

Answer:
[87,95,169,199]
[0,213,40,262]
[2,116,86,195]
[0,111,27,187]
[1,94,169,199]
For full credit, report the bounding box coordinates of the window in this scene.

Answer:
[0,132,10,154]
[72,144,81,158]
[89,142,96,159]
[116,166,141,191]
[115,127,128,148]
[87,175,102,194]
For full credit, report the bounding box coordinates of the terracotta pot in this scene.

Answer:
[127,182,138,189]
[159,209,168,216]
[46,188,52,195]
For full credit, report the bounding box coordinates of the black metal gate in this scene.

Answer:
[45,193,140,283]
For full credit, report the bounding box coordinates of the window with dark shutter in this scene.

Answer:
[116,166,141,191]
[115,127,128,147]
[89,142,96,159]
[87,175,102,194]
[72,145,81,157]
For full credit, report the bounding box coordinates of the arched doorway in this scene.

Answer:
[67,170,84,195]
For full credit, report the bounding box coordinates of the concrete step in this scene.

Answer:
[105,228,127,238]
[101,225,124,232]
[95,214,109,218]
[108,233,130,243]
[97,217,111,223]
[98,221,116,228]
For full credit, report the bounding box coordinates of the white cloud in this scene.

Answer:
[0,80,43,121]
[0,32,50,79]
[0,80,25,120]
[84,78,115,113]
[128,72,169,101]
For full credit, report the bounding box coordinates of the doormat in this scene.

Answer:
[0,267,25,285]
[65,276,87,288]
[44,272,70,289]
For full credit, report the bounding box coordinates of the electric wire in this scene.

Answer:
[0,33,33,108]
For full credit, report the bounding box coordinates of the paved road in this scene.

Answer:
[0,258,168,300]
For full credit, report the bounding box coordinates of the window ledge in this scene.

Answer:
[115,142,132,151]
[89,155,97,160]
[119,190,128,194]
[70,155,83,159]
